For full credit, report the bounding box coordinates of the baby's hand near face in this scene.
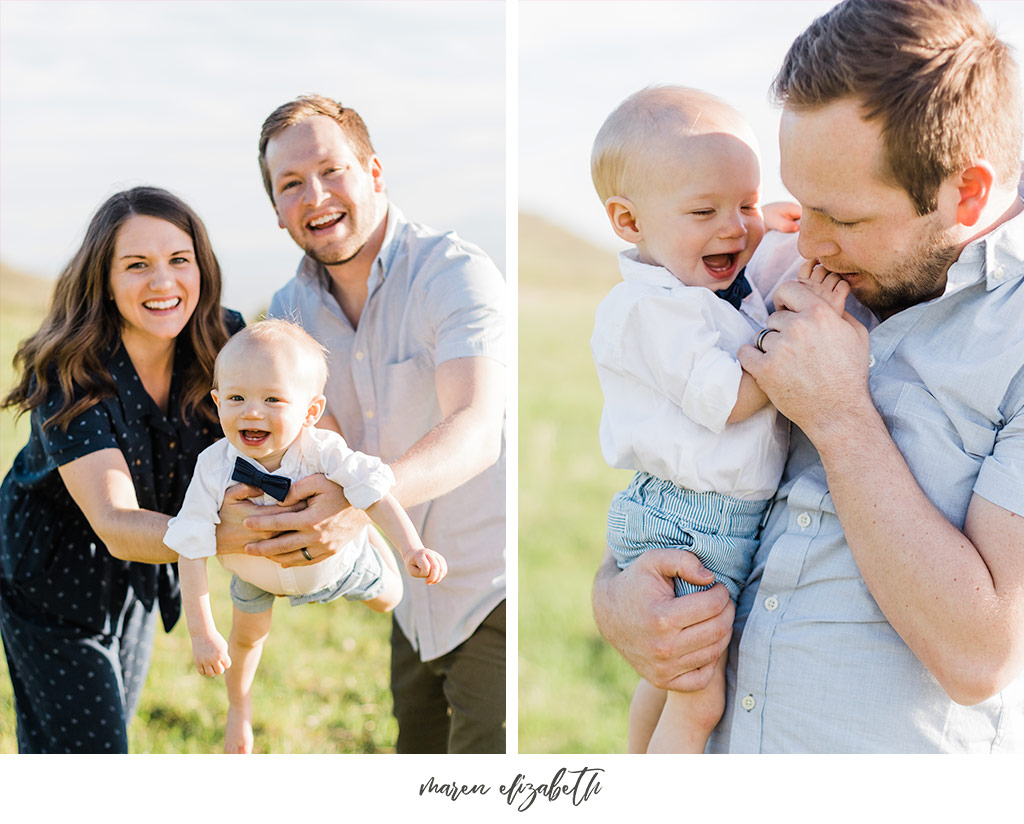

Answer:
[191,631,232,676]
[404,547,448,585]
[762,201,802,233]
[798,259,850,315]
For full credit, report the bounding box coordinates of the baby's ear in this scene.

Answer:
[210,388,221,409]
[605,196,642,244]
[305,394,327,426]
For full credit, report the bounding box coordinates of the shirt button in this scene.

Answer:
[355,351,365,361]
[868,354,876,368]
[764,596,779,611]
[741,695,756,711]
[797,512,812,528]
[365,409,375,419]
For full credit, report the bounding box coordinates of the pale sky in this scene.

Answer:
[519,0,1024,253]
[0,0,505,319]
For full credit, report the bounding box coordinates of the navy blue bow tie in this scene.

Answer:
[231,457,292,502]
[715,269,752,310]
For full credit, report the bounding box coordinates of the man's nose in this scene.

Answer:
[797,216,840,260]
[301,176,328,207]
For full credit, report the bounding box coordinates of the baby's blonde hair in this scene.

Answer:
[213,319,329,394]
[591,85,758,203]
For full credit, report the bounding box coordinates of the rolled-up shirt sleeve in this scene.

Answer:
[618,293,742,435]
[974,399,1024,517]
[315,430,397,509]
[422,240,507,367]
[162,445,229,560]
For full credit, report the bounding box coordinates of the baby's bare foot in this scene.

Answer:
[225,705,254,754]
[800,261,850,315]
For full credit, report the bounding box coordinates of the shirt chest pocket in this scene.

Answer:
[378,352,439,463]
[890,383,997,524]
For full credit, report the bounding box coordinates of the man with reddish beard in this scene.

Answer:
[220,95,506,754]
[593,0,1024,752]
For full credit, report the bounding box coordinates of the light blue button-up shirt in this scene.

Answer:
[268,204,506,661]
[708,205,1024,753]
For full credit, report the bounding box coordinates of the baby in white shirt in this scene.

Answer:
[164,319,446,753]
[590,86,848,754]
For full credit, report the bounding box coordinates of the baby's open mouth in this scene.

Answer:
[240,430,270,446]
[703,253,738,280]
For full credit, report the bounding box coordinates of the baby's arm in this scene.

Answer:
[794,257,850,315]
[366,493,448,585]
[178,556,231,676]
[726,372,771,424]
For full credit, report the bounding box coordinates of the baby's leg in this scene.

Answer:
[799,260,851,315]
[361,529,404,613]
[225,605,273,754]
[628,679,667,754]
[646,651,728,754]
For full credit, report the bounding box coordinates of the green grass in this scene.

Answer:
[517,215,638,753]
[0,263,396,753]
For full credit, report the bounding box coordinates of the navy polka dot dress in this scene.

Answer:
[0,310,243,753]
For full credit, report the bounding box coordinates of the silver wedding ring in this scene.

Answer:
[754,327,778,353]
[300,548,313,561]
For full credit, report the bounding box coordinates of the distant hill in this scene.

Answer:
[518,213,620,295]
[0,261,54,314]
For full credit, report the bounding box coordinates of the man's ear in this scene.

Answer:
[369,155,386,193]
[955,160,995,227]
[274,205,286,230]
[305,394,327,426]
[605,196,642,244]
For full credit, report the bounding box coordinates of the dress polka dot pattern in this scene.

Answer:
[0,310,243,753]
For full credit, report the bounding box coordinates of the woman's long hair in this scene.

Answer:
[3,186,231,429]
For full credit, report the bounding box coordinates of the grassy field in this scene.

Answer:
[517,214,639,753]
[0,262,397,753]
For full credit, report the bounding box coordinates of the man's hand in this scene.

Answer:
[592,548,734,692]
[239,474,370,567]
[739,277,871,445]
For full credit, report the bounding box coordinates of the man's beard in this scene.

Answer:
[848,220,961,319]
[307,239,367,268]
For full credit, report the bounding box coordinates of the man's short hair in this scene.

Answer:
[214,319,329,394]
[258,94,376,203]
[771,0,1023,215]
[590,85,754,204]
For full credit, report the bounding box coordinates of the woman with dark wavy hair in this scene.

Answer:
[0,186,244,753]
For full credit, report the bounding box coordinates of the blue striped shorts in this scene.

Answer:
[607,472,768,602]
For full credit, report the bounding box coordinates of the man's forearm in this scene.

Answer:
[813,404,1024,704]
[388,356,504,509]
[389,404,502,508]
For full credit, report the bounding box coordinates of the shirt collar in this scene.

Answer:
[618,248,685,290]
[943,198,1024,296]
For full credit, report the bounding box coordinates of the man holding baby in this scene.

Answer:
[219,95,507,754]
[594,0,1024,752]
